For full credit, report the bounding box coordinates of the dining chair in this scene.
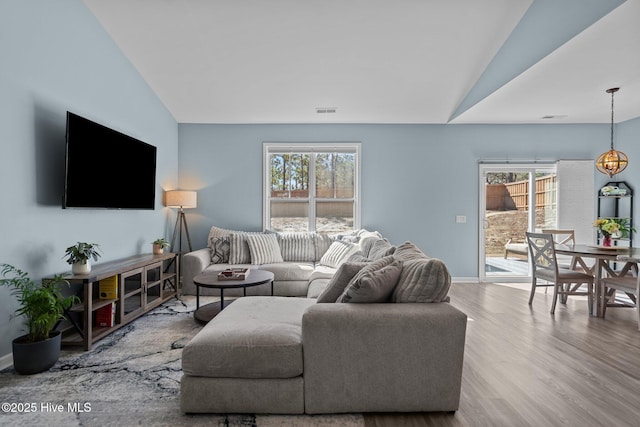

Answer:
[600,271,639,330]
[526,232,595,314]
[541,229,576,247]
[541,229,579,270]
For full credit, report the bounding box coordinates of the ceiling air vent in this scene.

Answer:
[316,107,337,114]
[541,115,568,119]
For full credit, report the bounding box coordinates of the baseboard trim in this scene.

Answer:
[0,352,13,371]
[452,277,480,283]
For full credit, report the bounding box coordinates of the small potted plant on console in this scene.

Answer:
[152,238,170,255]
[0,264,80,374]
[64,242,101,274]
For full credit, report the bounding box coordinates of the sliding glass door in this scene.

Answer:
[479,164,557,281]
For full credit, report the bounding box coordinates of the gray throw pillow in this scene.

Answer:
[337,259,403,303]
[393,241,429,261]
[356,254,395,274]
[392,258,451,303]
[346,251,369,262]
[358,236,381,258]
[316,262,367,303]
[210,237,230,264]
[368,239,396,260]
[331,255,395,302]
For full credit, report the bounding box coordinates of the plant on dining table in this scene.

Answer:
[593,218,635,238]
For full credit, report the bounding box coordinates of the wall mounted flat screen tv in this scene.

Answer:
[63,112,157,209]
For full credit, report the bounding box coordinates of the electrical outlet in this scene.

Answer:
[455,215,467,224]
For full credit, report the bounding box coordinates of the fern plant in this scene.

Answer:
[0,264,79,342]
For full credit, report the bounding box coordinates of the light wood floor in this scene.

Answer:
[364,282,640,427]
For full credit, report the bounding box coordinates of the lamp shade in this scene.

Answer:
[165,190,197,208]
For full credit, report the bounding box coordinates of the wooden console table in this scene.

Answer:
[50,253,179,350]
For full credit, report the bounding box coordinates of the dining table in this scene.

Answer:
[554,244,640,316]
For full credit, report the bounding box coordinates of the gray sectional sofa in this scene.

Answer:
[179,226,468,415]
[181,226,396,298]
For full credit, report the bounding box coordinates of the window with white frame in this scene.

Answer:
[263,143,361,234]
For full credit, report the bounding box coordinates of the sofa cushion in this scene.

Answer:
[358,235,381,258]
[210,237,230,264]
[258,262,314,282]
[318,256,394,303]
[346,251,369,262]
[246,233,283,265]
[393,241,429,261]
[208,226,242,262]
[307,278,332,298]
[308,264,338,282]
[392,258,451,303]
[275,232,316,262]
[316,262,367,303]
[319,240,360,268]
[208,225,246,246]
[314,233,336,260]
[334,231,358,243]
[337,259,403,303]
[356,229,383,239]
[357,254,395,274]
[368,239,396,260]
[182,296,316,379]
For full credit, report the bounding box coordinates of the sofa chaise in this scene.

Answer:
[180,229,467,414]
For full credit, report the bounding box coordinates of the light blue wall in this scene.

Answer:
[3,0,640,363]
[0,1,179,357]
[179,122,639,279]
[619,116,640,233]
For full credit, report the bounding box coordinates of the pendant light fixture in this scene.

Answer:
[595,87,628,177]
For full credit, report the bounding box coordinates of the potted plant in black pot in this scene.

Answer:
[0,264,79,374]
[64,242,101,274]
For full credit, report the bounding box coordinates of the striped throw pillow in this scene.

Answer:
[319,240,360,268]
[277,232,316,262]
[314,233,336,260]
[246,233,283,265]
[228,233,257,264]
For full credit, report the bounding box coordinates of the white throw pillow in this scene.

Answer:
[246,233,284,265]
[228,233,259,264]
[319,241,359,268]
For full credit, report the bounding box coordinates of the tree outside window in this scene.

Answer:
[265,144,360,234]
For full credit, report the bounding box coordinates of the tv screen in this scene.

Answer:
[63,112,157,209]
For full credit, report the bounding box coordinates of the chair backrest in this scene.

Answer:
[526,232,559,277]
[541,229,575,248]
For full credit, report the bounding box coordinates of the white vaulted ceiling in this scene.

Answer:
[83,0,640,124]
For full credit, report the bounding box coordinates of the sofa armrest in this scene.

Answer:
[182,248,211,295]
[302,302,467,414]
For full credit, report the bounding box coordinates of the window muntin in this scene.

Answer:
[264,144,360,233]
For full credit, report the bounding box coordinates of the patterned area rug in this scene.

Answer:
[0,296,364,427]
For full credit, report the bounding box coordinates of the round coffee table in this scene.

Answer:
[193,269,274,322]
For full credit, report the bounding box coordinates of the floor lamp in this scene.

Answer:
[165,190,197,254]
